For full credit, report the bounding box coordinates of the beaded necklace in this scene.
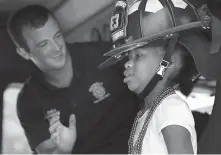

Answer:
[128,87,175,154]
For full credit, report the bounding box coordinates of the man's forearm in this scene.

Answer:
[35,139,74,154]
[37,146,73,154]
[52,148,72,154]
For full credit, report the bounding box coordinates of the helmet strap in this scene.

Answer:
[138,35,178,99]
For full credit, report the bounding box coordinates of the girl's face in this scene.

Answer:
[123,46,164,94]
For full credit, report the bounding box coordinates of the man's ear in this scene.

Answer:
[16,47,31,60]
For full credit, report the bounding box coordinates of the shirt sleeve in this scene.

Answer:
[156,95,195,137]
[17,92,50,150]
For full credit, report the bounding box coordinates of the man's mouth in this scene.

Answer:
[51,52,62,58]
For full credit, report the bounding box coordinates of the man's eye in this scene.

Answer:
[55,32,62,38]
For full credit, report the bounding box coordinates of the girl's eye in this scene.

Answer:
[135,53,142,59]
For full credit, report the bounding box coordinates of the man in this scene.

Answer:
[7,5,139,154]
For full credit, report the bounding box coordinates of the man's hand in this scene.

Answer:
[46,109,77,153]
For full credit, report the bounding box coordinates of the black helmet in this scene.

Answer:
[99,0,221,81]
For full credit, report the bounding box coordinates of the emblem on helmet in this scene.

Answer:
[89,82,110,104]
[110,0,128,44]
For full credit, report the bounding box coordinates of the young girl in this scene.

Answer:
[124,44,197,154]
[100,0,217,154]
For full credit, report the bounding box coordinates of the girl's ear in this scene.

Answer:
[171,54,176,63]
[164,53,183,82]
[171,53,183,69]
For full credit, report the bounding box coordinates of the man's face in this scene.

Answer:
[22,15,67,72]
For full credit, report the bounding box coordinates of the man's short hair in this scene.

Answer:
[7,5,53,51]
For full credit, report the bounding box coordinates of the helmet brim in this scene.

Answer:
[99,21,202,70]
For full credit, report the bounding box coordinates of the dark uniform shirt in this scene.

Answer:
[17,42,139,154]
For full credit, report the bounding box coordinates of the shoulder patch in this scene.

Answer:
[89,82,111,104]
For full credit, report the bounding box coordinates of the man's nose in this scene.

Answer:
[52,41,60,51]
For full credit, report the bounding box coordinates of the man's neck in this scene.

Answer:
[44,53,73,88]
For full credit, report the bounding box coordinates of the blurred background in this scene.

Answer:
[0,0,218,153]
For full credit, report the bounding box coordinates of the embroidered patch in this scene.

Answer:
[89,82,110,104]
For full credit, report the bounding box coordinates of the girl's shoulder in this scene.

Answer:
[154,93,195,132]
[159,93,190,112]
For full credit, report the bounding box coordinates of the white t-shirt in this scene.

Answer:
[133,93,197,154]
